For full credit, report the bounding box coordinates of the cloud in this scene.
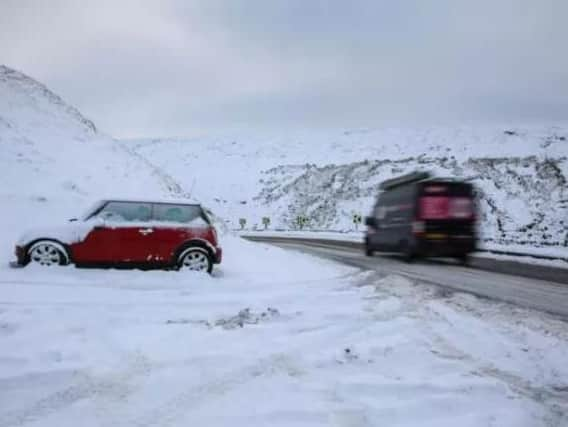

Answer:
[1,0,567,137]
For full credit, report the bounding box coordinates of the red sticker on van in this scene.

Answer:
[420,197,449,219]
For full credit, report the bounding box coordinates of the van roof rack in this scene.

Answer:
[379,171,432,190]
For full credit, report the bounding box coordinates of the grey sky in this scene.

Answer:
[1,0,567,138]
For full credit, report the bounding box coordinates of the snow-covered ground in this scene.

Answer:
[2,236,568,426]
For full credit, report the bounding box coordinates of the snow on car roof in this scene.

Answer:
[94,197,203,206]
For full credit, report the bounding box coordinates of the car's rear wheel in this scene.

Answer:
[27,241,68,267]
[178,247,213,273]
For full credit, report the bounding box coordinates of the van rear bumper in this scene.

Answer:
[415,235,476,256]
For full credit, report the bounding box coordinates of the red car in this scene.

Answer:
[13,199,222,273]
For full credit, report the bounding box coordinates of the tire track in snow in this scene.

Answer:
[0,352,155,427]
[358,271,568,426]
[127,354,303,427]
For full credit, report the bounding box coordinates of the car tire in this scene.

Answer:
[27,241,69,267]
[178,247,213,274]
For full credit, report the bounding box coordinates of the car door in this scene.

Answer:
[94,201,157,263]
[71,218,118,264]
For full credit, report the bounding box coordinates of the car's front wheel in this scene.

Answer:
[27,241,68,267]
[178,247,213,274]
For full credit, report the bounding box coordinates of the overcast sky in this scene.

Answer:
[1,0,567,138]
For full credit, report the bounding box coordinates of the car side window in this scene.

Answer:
[96,202,152,222]
[153,204,206,224]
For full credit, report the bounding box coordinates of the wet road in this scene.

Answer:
[245,236,568,318]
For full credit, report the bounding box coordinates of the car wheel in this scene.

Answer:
[178,247,213,274]
[457,254,470,266]
[27,241,68,267]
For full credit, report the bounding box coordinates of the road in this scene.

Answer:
[244,235,568,318]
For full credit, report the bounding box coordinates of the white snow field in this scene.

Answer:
[2,237,568,426]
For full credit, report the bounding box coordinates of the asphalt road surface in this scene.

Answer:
[244,236,568,319]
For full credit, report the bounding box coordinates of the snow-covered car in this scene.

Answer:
[12,199,222,273]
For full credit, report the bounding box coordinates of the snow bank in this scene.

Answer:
[1,236,567,426]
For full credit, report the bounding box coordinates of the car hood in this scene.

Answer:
[17,222,95,246]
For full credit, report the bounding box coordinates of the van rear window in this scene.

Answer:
[423,185,447,194]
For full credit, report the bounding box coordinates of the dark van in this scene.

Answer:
[364,172,477,262]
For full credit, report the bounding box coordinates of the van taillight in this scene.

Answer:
[424,185,447,194]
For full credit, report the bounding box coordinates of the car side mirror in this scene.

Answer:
[365,216,378,227]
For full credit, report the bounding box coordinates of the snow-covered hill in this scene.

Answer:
[258,156,568,248]
[0,65,176,199]
[127,128,568,250]
[0,65,176,258]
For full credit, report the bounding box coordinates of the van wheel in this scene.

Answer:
[178,247,213,273]
[402,241,415,263]
[364,240,374,257]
